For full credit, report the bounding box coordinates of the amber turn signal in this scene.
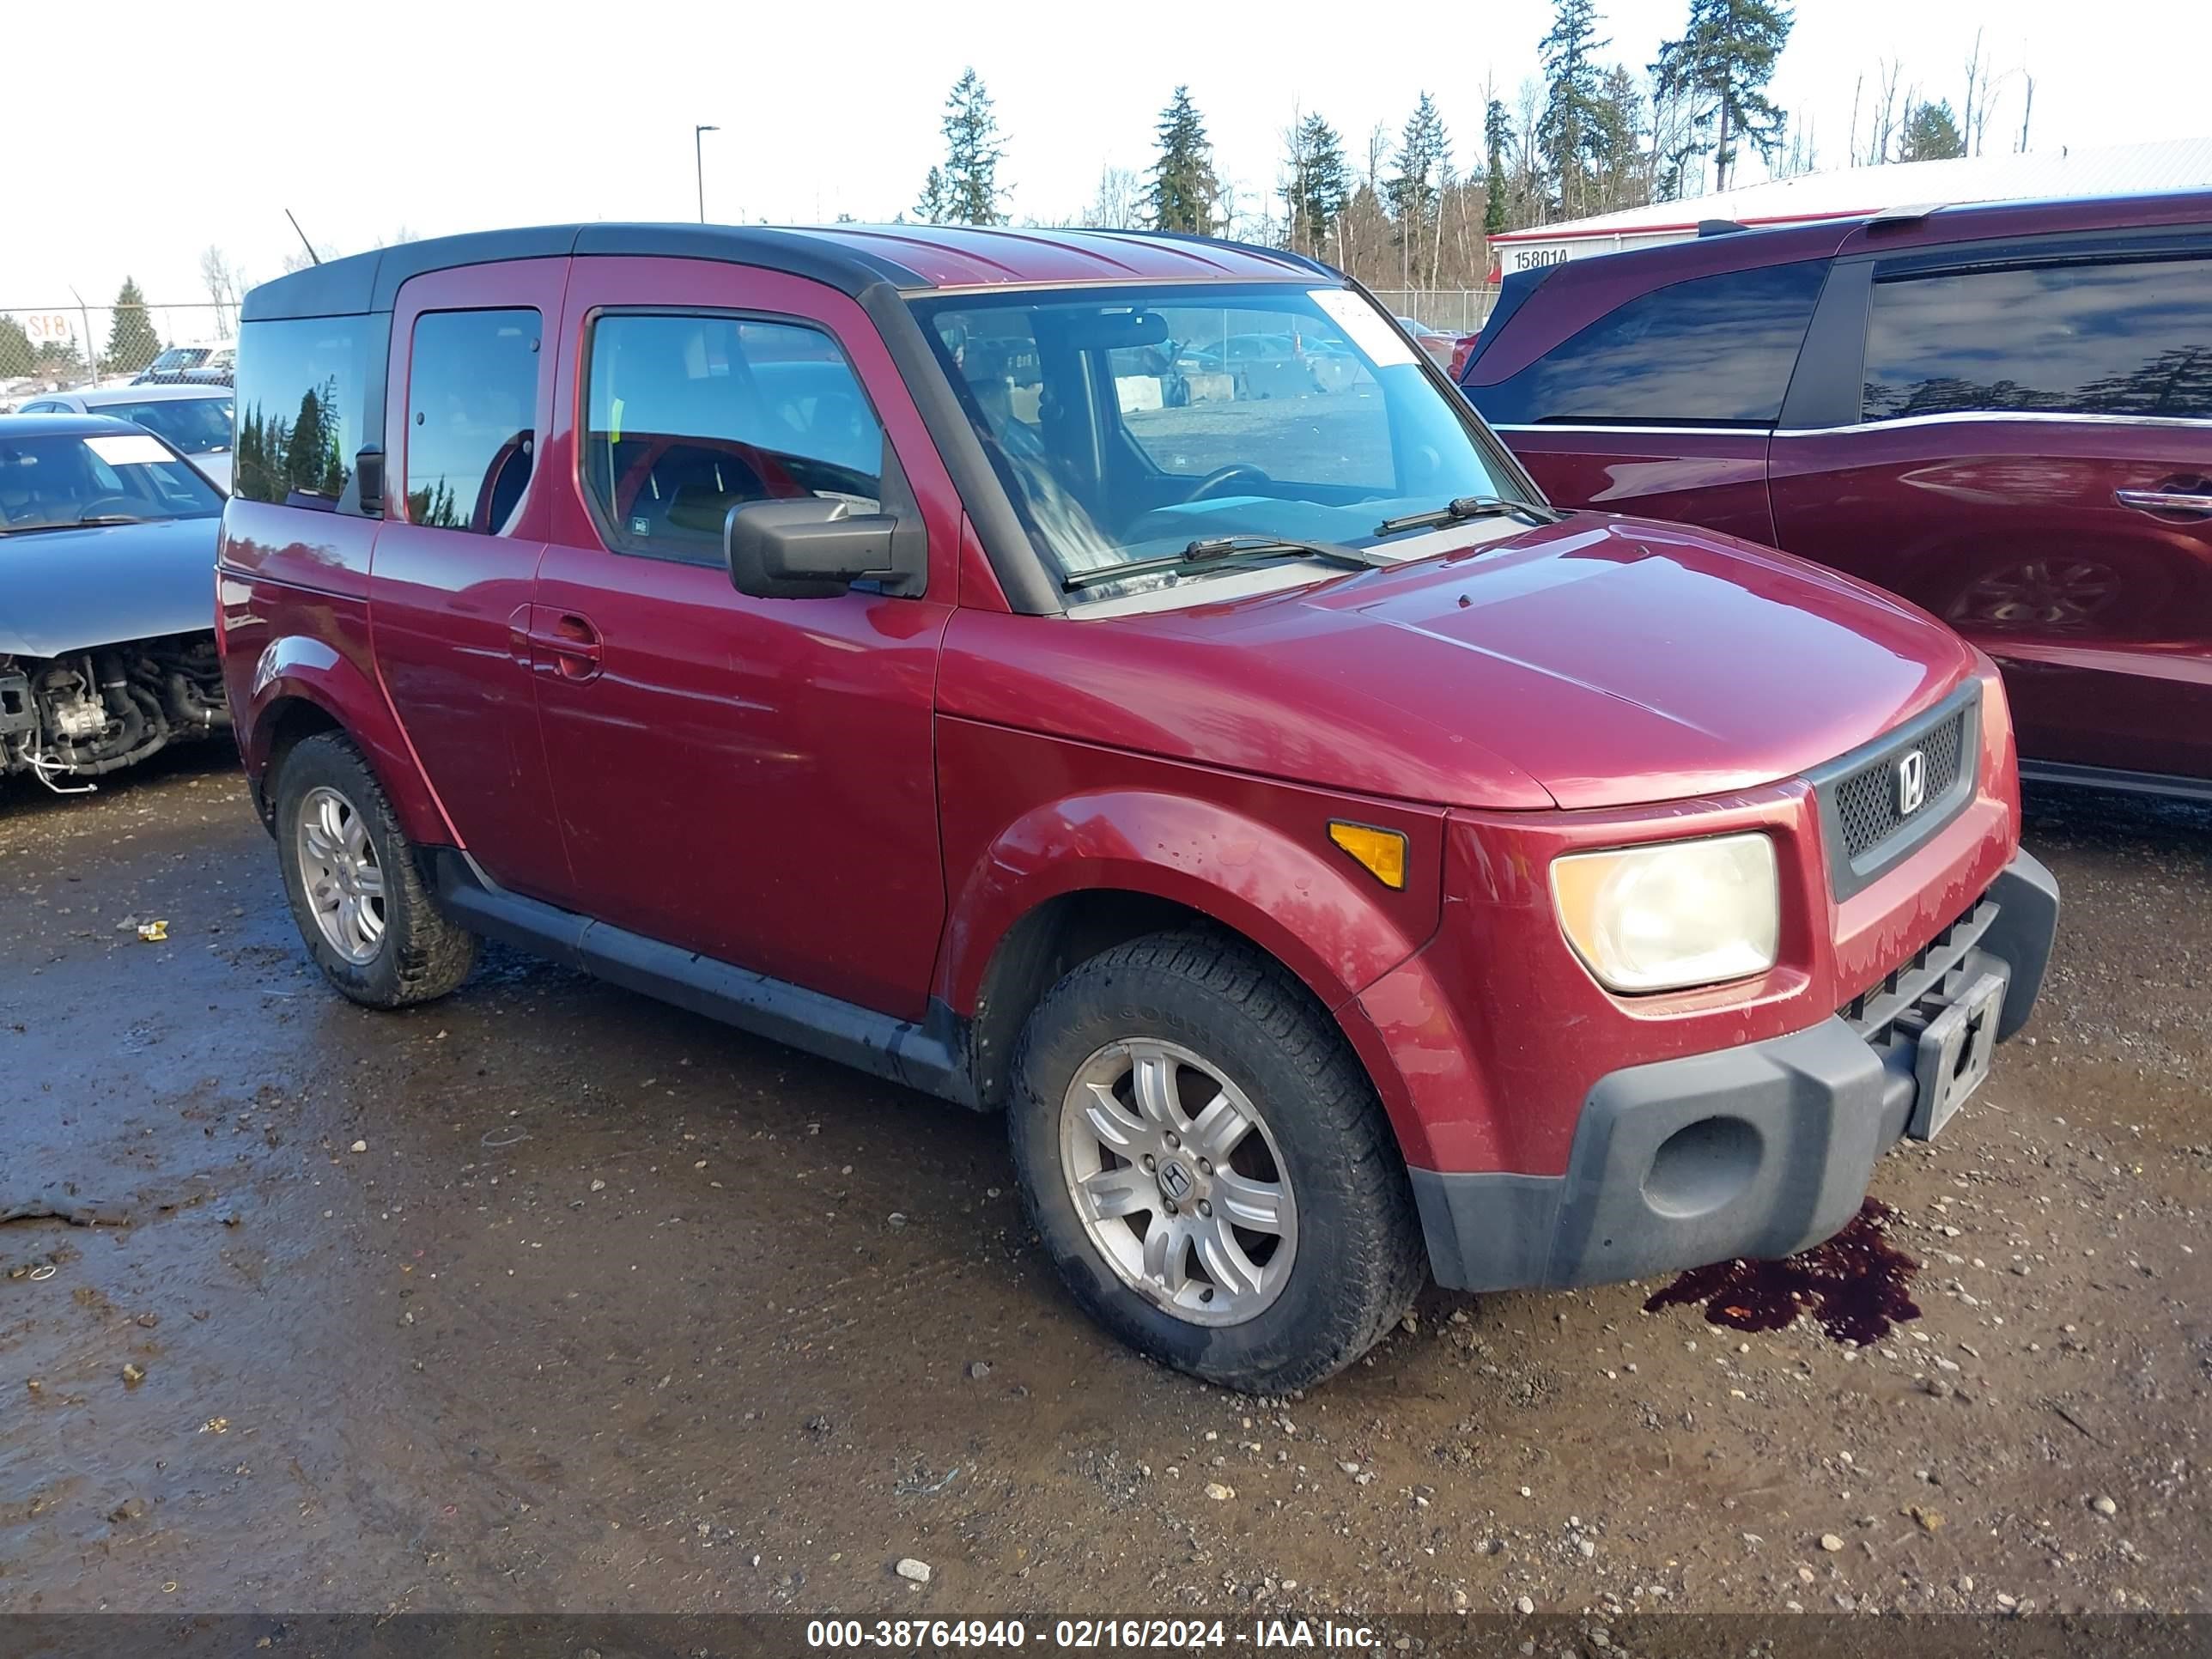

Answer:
[1328,820,1408,890]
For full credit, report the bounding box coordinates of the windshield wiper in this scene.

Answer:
[1373,494,1561,537]
[1063,535,1394,592]
[10,515,143,532]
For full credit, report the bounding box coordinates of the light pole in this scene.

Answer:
[695,125,720,223]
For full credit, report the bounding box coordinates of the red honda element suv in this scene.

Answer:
[217,224,2057,1392]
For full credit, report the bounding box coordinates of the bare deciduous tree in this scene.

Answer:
[1080,166,1145,230]
[1866,58,1905,165]
[1961,29,1993,157]
[198,246,243,337]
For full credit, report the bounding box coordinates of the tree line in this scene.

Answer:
[2,234,410,386]
[0,276,167,381]
[1,5,2027,374]
[233,377,347,505]
[908,0,2019,290]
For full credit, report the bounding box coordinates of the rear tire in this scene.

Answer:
[272,732,476,1008]
[1007,932,1425,1392]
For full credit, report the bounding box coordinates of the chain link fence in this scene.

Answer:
[1,301,234,408]
[1364,289,1502,336]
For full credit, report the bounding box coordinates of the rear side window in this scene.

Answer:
[1470,260,1827,428]
[404,308,541,534]
[1863,256,2212,422]
[233,316,370,509]
[581,313,884,563]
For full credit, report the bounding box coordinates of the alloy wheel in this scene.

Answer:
[1059,1037,1298,1327]
[295,784,387,965]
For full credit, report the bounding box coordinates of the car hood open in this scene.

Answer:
[940,515,1982,811]
[0,515,222,658]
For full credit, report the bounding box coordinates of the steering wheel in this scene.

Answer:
[1181,463,1273,504]
[76,495,138,520]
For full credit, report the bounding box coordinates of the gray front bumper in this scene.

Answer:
[1413,849,2059,1293]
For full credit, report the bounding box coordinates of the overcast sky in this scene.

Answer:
[4,0,2205,331]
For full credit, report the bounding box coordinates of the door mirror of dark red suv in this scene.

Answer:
[724,498,921,600]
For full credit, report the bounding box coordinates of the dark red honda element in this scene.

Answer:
[220,224,2057,1392]
[1460,190,2212,801]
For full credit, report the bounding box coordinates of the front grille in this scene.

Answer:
[1807,684,1981,900]
[1831,709,1967,860]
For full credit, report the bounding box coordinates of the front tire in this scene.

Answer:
[1007,933,1425,1392]
[272,732,476,1008]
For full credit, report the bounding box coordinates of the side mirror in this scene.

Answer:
[725,497,922,600]
[352,445,384,517]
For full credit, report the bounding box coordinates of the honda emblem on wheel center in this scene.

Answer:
[1158,1159,1194,1201]
[1898,749,1927,815]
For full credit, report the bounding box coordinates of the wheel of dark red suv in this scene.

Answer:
[272,732,476,1009]
[1006,932,1425,1393]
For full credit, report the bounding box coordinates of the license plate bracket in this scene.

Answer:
[1907,970,2007,1140]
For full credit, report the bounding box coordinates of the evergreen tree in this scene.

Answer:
[283,382,344,499]
[1483,100,1513,234]
[1654,0,1794,192]
[33,337,84,376]
[284,387,324,493]
[1281,112,1350,257]
[234,405,268,501]
[0,313,32,379]
[915,166,951,224]
[1896,98,1966,162]
[1591,65,1648,212]
[939,69,1006,225]
[104,277,161,375]
[408,479,459,526]
[1148,87,1221,234]
[1538,0,1609,218]
[1388,93,1451,284]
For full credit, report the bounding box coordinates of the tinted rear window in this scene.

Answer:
[1863,255,2212,422]
[233,316,370,509]
[404,308,541,534]
[1469,260,1827,427]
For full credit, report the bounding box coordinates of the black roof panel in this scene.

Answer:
[241,222,1328,322]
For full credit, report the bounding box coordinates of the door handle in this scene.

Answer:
[526,611,603,681]
[2116,488,2212,519]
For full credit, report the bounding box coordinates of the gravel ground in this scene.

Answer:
[1,751,2204,1620]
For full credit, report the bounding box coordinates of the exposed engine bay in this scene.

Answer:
[0,632,229,792]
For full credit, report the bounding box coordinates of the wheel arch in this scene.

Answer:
[252,696,342,828]
[939,790,1449,1166]
[240,640,453,848]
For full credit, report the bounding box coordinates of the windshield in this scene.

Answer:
[88,395,234,455]
[145,346,210,373]
[0,429,224,532]
[912,283,1520,596]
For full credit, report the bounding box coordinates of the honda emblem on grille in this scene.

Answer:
[1897,749,1927,815]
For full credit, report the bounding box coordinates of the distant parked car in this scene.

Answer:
[1175,333,1358,397]
[1394,316,1456,367]
[134,342,235,386]
[1447,327,1481,380]
[0,414,230,791]
[1458,189,2212,800]
[15,385,234,490]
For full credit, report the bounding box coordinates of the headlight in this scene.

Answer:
[1550,832,1780,993]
